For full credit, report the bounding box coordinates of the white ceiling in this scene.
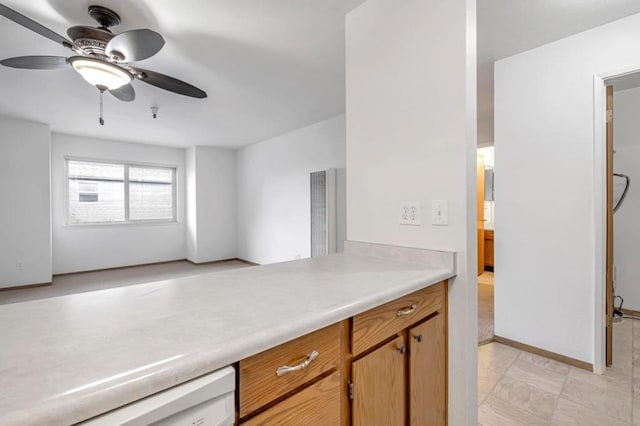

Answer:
[0,0,363,148]
[478,0,640,144]
[3,1,640,148]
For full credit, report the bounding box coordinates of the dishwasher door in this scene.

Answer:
[82,366,235,426]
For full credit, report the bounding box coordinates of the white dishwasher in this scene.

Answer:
[82,366,235,426]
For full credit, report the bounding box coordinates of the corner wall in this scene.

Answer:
[0,116,51,288]
[51,133,186,274]
[346,0,477,423]
[494,13,640,364]
[186,146,237,264]
[236,115,346,265]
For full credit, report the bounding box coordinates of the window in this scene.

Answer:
[67,159,176,224]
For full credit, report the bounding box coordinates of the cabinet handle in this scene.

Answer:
[413,334,423,343]
[396,344,406,355]
[397,304,417,317]
[276,350,319,377]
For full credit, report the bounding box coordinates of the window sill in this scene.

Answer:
[63,220,180,229]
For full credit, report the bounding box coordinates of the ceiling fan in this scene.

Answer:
[0,3,207,124]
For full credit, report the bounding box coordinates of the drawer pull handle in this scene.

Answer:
[396,344,406,355]
[397,304,417,317]
[413,334,423,343]
[276,350,319,377]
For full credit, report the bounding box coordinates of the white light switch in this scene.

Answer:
[400,201,421,226]
[431,200,448,226]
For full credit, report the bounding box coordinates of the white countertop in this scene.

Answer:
[0,250,454,425]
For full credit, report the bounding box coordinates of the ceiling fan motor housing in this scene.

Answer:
[0,3,208,99]
[68,26,114,56]
[88,5,121,29]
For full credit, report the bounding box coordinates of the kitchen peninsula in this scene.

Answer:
[0,242,455,425]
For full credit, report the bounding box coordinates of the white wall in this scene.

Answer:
[51,133,186,274]
[185,146,198,261]
[494,13,640,364]
[613,87,640,311]
[186,146,237,264]
[236,115,346,265]
[0,116,51,288]
[346,0,477,424]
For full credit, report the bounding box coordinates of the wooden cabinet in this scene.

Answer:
[484,230,494,269]
[238,321,345,424]
[351,282,447,426]
[352,284,444,356]
[237,281,447,426]
[241,372,341,426]
[409,313,446,426]
[239,322,342,418]
[351,335,406,426]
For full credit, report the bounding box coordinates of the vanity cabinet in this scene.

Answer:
[484,230,494,269]
[237,281,447,426]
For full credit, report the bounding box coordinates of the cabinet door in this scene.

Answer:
[241,372,341,426]
[409,313,446,426]
[351,334,406,426]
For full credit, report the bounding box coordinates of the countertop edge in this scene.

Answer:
[3,266,455,426]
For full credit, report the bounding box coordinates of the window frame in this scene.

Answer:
[65,156,178,226]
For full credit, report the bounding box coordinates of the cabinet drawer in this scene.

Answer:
[241,372,341,426]
[239,322,343,418]
[352,282,445,356]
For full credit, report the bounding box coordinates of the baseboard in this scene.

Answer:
[186,257,236,266]
[54,259,188,277]
[2,258,257,291]
[484,266,494,272]
[478,337,494,347]
[493,335,592,371]
[0,281,52,292]
[186,258,259,266]
[236,258,260,266]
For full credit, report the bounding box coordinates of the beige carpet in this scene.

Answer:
[478,272,494,344]
[0,260,253,305]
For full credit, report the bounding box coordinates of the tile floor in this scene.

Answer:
[479,271,495,344]
[478,319,637,425]
[0,260,253,305]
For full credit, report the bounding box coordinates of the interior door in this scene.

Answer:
[409,314,446,426]
[606,85,614,366]
[351,335,406,426]
[477,154,486,276]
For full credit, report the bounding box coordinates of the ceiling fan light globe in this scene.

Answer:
[69,57,132,90]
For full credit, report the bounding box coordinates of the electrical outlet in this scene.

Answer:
[16,261,23,270]
[400,201,421,226]
[431,200,449,226]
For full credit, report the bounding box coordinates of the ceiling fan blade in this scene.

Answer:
[1,55,69,70]
[131,67,207,98]
[109,84,135,102]
[106,29,165,62]
[0,4,72,49]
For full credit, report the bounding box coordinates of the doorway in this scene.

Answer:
[595,71,640,371]
[477,146,495,345]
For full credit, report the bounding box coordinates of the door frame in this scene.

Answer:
[593,65,640,374]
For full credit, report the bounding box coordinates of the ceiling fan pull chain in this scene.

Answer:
[99,91,104,126]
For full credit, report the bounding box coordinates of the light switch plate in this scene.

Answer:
[400,201,421,226]
[431,200,448,226]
